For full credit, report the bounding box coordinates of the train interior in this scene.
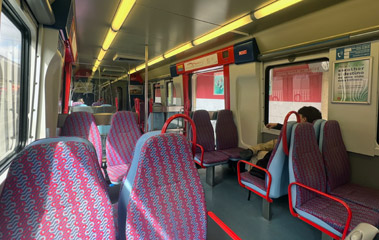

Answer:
[0,0,379,239]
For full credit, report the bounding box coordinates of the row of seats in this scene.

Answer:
[289,121,379,239]
[0,123,240,239]
[236,111,379,238]
[71,104,116,114]
[61,111,141,184]
[193,109,243,186]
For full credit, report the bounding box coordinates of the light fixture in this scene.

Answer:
[129,68,137,74]
[148,55,165,66]
[97,48,107,61]
[254,0,302,19]
[102,29,117,51]
[135,64,145,72]
[112,0,137,31]
[193,14,252,46]
[92,66,98,72]
[164,42,193,58]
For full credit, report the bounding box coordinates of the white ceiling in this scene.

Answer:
[74,0,345,75]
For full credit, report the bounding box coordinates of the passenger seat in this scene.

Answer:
[0,137,116,239]
[106,111,142,183]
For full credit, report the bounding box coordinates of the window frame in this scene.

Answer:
[0,0,31,174]
[264,57,329,125]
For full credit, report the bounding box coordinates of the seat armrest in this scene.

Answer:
[195,143,205,168]
[237,160,273,202]
[208,211,241,240]
[288,182,352,240]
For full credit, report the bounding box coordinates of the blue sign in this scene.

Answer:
[336,43,371,60]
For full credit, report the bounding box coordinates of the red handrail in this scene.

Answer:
[195,143,206,168]
[282,111,301,156]
[288,182,352,240]
[208,211,241,240]
[237,160,273,203]
[161,114,196,156]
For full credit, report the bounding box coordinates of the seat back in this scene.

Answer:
[313,119,326,146]
[147,112,165,131]
[193,110,215,152]
[289,123,326,208]
[118,132,207,240]
[266,121,296,198]
[0,137,115,239]
[61,112,102,166]
[71,105,94,113]
[215,110,239,150]
[319,120,351,191]
[106,111,142,167]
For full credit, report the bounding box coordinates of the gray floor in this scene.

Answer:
[202,164,322,240]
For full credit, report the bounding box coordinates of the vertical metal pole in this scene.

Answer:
[144,45,148,131]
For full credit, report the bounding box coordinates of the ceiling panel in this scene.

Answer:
[74,0,346,73]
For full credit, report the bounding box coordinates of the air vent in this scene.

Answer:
[113,54,144,62]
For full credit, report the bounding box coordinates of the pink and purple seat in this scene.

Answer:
[320,120,379,213]
[0,137,116,239]
[117,129,241,240]
[106,111,142,183]
[193,110,229,186]
[215,110,244,160]
[288,122,379,240]
[60,112,102,167]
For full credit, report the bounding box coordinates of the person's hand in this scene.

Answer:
[265,123,278,129]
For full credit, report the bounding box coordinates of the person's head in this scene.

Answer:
[298,106,322,123]
[78,98,84,103]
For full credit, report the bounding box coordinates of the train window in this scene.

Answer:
[265,59,329,124]
[167,81,177,106]
[0,11,24,162]
[192,69,225,111]
[153,83,161,103]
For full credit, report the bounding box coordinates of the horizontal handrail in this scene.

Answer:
[237,160,273,203]
[208,211,241,240]
[288,182,352,240]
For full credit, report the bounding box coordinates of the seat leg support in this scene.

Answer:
[321,232,334,240]
[262,200,272,221]
[206,166,215,186]
[248,191,251,201]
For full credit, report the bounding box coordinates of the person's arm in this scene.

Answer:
[265,123,283,130]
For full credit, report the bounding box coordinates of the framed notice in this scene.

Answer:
[332,57,372,104]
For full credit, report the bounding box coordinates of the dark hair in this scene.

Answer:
[298,106,322,123]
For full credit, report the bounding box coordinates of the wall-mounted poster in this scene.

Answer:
[332,57,372,104]
[129,85,143,95]
[214,75,224,95]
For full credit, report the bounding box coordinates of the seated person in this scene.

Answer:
[245,106,322,179]
[72,98,86,107]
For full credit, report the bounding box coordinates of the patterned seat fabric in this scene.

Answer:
[289,123,379,236]
[118,132,207,240]
[61,112,102,167]
[0,137,116,239]
[193,110,229,166]
[240,172,266,192]
[321,120,379,212]
[106,111,142,183]
[320,120,351,191]
[215,110,243,159]
[194,151,229,166]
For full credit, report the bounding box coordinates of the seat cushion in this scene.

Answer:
[220,147,244,160]
[108,164,131,183]
[330,183,379,213]
[297,196,379,234]
[195,151,229,166]
[240,172,266,192]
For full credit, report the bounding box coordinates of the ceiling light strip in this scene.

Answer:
[254,0,302,19]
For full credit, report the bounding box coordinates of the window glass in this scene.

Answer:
[193,70,225,111]
[154,83,161,103]
[267,60,329,123]
[0,12,22,160]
